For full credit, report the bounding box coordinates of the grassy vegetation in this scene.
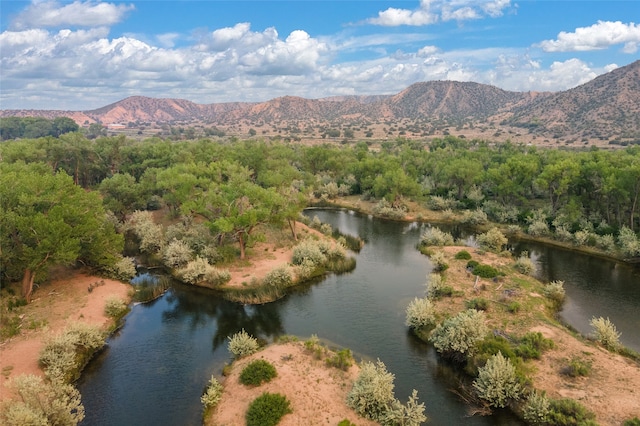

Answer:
[245,392,292,426]
[240,360,278,386]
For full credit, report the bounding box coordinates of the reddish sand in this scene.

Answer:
[207,342,379,426]
[0,273,130,403]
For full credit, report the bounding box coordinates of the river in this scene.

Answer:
[78,209,640,425]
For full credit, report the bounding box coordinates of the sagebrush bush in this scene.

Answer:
[227,329,259,359]
[473,351,522,408]
[240,359,277,386]
[346,359,396,421]
[461,209,488,225]
[429,309,488,361]
[590,316,621,350]
[246,392,292,426]
[476,227,508,252]
[522,391,550,425]
[104,297,128,319]
[618,226,640,257]
[162,239,193,269]
[39,322,105,383]
[175,257,231,287]
[291,239,327,266]
[105,256,137,281]
[405,297,436,329]
[471,264,501,279]
[381,389,427,426]
[543,280,566,308]
[372,199,406,219]
[420,227,455,246]
[527,220,549,237]
[514,252,535,275]
[427,195,457,211]
[126,210,164,254]
[262,265,293,288]
[3,374,84,426]
[201,376,223,411]
[429,251,449,272]
[425,273,452,299]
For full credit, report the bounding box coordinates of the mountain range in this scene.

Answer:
[2,60,639,145]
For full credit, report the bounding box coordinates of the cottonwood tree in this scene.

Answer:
[0,162,123,301]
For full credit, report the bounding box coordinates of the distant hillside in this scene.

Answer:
[2,60,638,144]
[505,60,640,142]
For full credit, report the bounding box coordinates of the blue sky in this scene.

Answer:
[1,1,639,110]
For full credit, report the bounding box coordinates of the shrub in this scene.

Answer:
[240,360,277,386]
[624,418,640,426]
[338,420,356,426]
[175,257,231,287]
[528,220,549,237]
[346,359,396,421]
[246,392,292,426]
[104,297,128,319]
[405,297,436,329]
[291,239,327,266]
[3,374,84,426]
[429,309,488,362]
[461,209,488,225]
[473,352,522,408]
[465,298,489,311]
[466,260,480,269]
[381,389,427,426]
[472,264,501,279]
[105,256,137,281]
[454,250,472,260]
[372,199,406,219]
[514,252,535,275]
[427,195,457,211]
[201,376,223,411]
[39,322,105,383]
[514,332,554,360]
[618,225,640,257]
[429,251,449,272]
[326,348,353,371]
[426,273,453,299]
[162,239,193,269]
[126,210,164,254]
[561,357,591,377]
[590,316,621,350]
[420,227,455,247]
[543,280,566,309]
[476,228,508,252]
[522,391,550,425]
[507,301,521,313]
[228,329,259,359]
[547,398,597,426]
[262,266,293,289]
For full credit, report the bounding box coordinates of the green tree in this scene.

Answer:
[0,162,123,301]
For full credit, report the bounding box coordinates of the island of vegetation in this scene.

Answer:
[2,130,640,425]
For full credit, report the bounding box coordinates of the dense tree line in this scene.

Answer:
[2,134,640,299]
[0,117,79,140]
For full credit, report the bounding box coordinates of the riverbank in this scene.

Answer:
[419,246,640,425]
[317,196,638,265]
[206,340,379,426]
[0,272,131,405]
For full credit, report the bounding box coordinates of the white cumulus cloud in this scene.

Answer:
[367,0,511,26]
[11,0,134,30]
[537,21,640,52]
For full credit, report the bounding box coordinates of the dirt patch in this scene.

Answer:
[529,325,640,426]
[0,272,130,403]
[207,342,378,426]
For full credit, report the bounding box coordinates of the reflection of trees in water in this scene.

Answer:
[212,301,286,352]
[161,284,225,330]
[158,281,287,352]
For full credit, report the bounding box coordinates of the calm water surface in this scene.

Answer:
[79,209,640,425]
